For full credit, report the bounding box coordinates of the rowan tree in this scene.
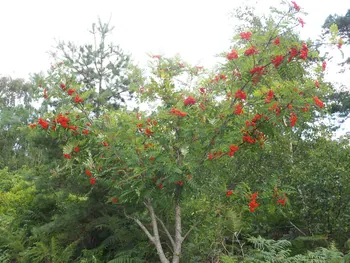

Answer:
[30,1,341,262]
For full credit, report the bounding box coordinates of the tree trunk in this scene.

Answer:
[172,203,182,263]
[128,199,191,263]
[146,199,170,263]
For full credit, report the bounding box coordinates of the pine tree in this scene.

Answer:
[50,18,133,117]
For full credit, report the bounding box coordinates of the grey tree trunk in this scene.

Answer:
[128,199,198,263]
[171,203,182,263]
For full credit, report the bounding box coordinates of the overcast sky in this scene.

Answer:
[0,0,348,75]
[0,0,349,134]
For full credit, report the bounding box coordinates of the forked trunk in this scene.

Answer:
[128,199,191,263]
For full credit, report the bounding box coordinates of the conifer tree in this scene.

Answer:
[50,19,132,117]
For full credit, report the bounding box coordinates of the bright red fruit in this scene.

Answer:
[69,125,78,131]
[250,66,265,75]
[249,192,260,212]
[289,112,298,127]
[86,169,92,176]
[271,55,284,68]
[38,118,49,129]
[234,90,247,100]
[277,196,287,205]
[299,43,308,60]
[74,94,84,103]
[240,32,252,40]
[265,90,274,103]
[169,108,187,117]
[226,190,233,197]
[227,144,239,157]
[67,89,75,95]
[145,128,154,136]
[90,177,96,185]
[243,135,256,144]
[288,47,298,62]
[184,96,196,106]
[313,96,324,108]
[291,1,300,11]
[56,114,69,128]
[244,46,259,56]
[227,49,238,60]
[234,103,244,115]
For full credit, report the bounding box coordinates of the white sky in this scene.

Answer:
[0,0,349,134]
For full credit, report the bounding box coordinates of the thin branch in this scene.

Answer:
[156,215,175,247]
[76,103,96,127]
[182,221,200,243]
[124,209,155,244]
[162,241,174,254]
[221,240,230,254]
[289,220,307,236]
[234,230,245,259]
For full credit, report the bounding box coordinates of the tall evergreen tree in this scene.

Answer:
[50,19,133,117]
[322,10,350,130]
[323,9,350,44]
[323,9,350,69]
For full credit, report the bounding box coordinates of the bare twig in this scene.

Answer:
[182,221,200,243]
[156,216,175,247]
[234,230,245,258]
[289,220,307,236]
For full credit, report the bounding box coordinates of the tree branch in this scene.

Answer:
[182,221,200,243]
[144,199,170,263]
[289,220,307,236]
[124,209,155,244]
[156,215,175,247]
